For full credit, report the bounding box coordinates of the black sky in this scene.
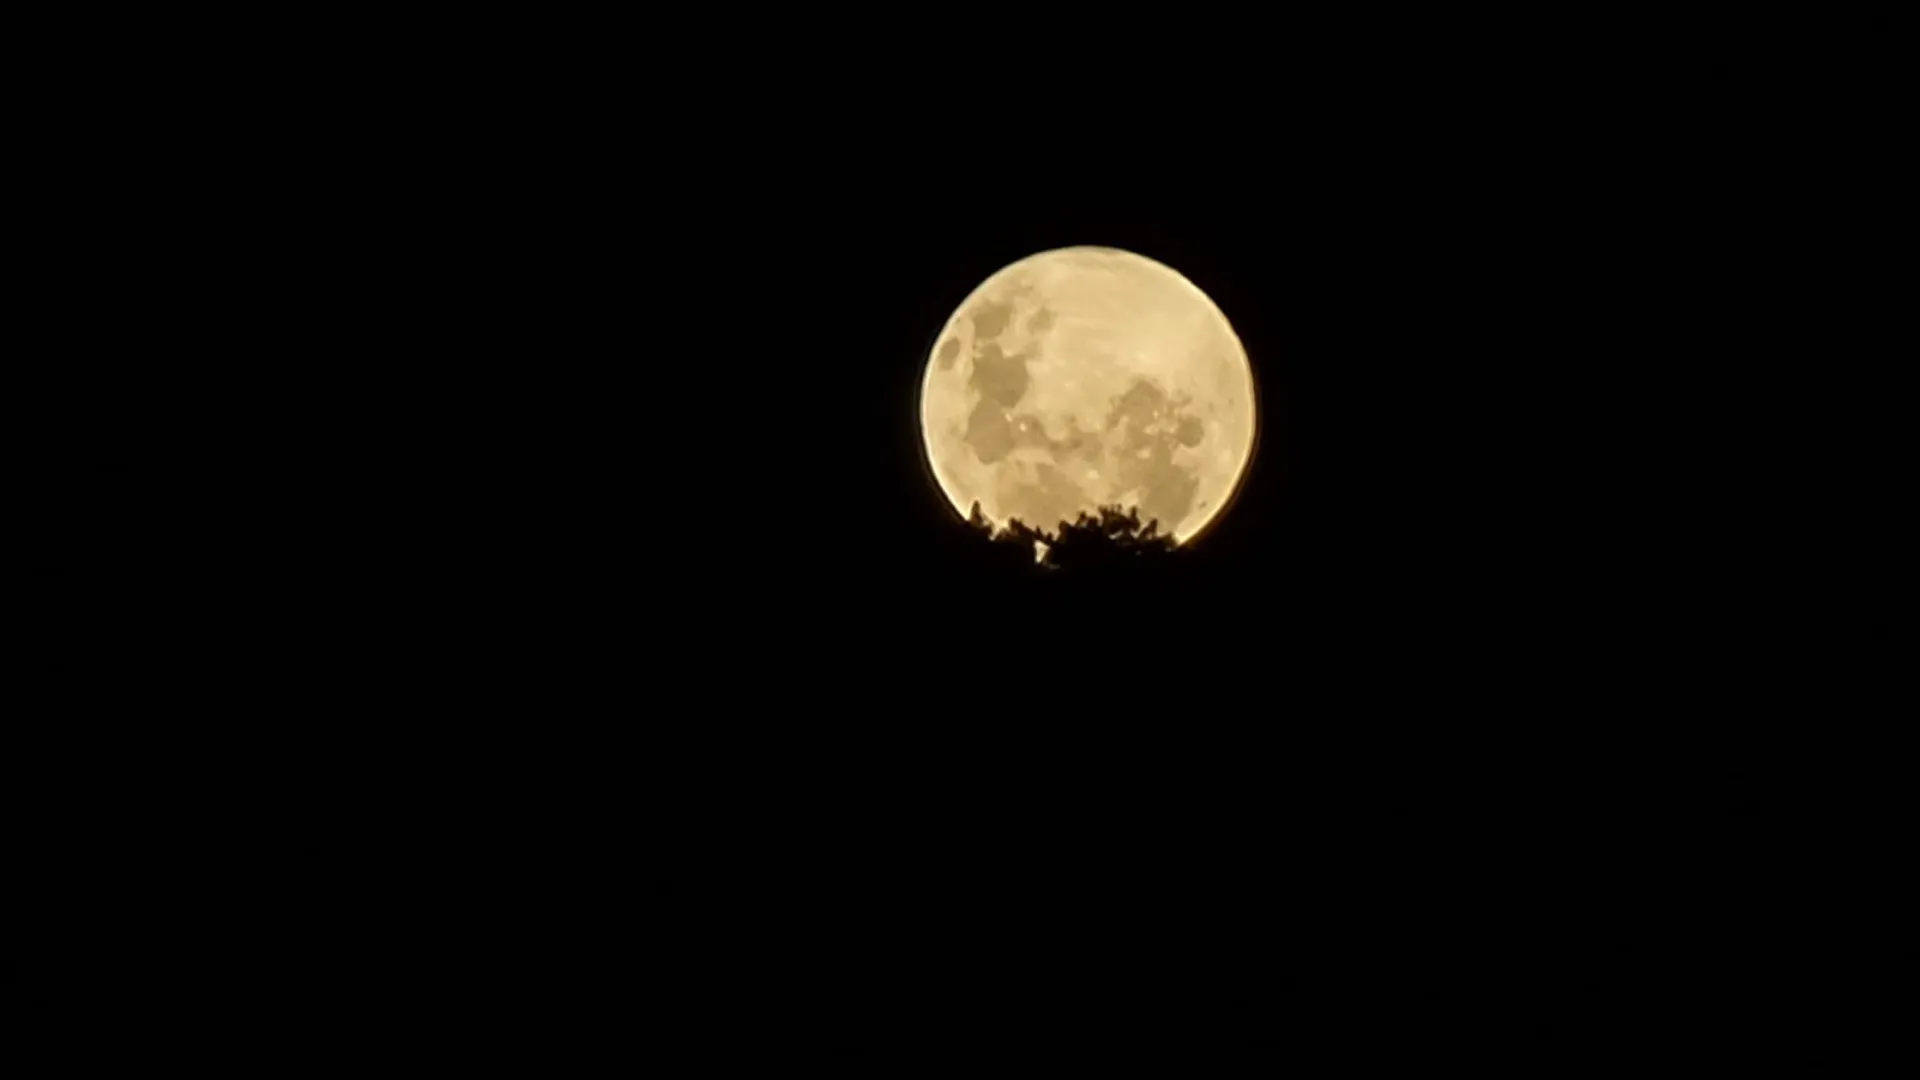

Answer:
[55,17,1904,1065]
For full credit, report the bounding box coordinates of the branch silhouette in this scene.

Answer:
[963,501,1177,573]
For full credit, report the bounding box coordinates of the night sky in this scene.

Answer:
[52,18,1902,1067]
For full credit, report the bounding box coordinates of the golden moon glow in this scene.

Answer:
[919,246,1257,545]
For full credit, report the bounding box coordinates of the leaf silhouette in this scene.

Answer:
[962,502,1177,572]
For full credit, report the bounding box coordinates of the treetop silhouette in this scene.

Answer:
[964,501,1177,573]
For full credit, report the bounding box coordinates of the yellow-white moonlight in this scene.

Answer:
[920,246,1256,544]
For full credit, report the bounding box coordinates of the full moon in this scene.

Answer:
[919,246,1257,545]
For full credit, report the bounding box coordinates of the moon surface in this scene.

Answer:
[920,246,1256,545]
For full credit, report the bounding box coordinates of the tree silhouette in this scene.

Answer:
[962,501,1177,573]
